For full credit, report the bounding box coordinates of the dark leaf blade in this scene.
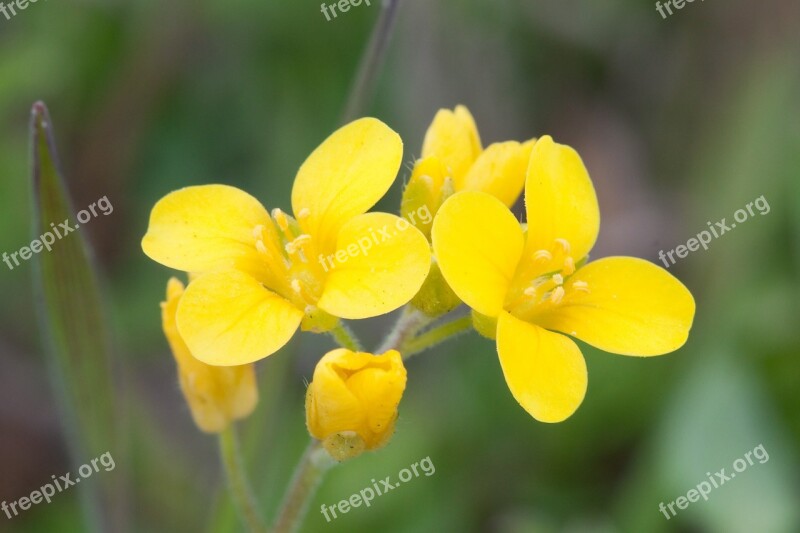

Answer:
[30,102,119,532]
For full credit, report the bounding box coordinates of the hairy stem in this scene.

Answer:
[401,315,473,359]
[273,441,336,533]
[330,321,364,351]
[218,426,267,533]
[375,306,435,354]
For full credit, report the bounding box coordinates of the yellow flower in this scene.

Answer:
[431,135,695,423]
[305,348,406,461]
[402,105,535,238]
[161,277,258,433]
[403,106,536,316]
[142,118,431,366]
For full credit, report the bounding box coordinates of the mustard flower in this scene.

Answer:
[403,106,536,316]
[402,105,535,238]
[142,118,431,365]
[305,349,407,461]
[161,277,258,433]
[432,135,695,422]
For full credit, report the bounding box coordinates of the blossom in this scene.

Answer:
[402,105,535,238]
[142,118,431,366]
[305,349,407,461]
[431,135,695,422]
[161,277,258,433]
[403,106,535,315]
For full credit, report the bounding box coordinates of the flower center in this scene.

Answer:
[252,208,326,311]
[504,238,590,320]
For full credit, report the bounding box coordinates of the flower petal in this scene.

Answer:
[142,185,270,279]
[292,118,403,253]
[177,270,303,365]
[317,213,431,319]
[431,191,524,317]
[538,257,695,356]
[497,311,587,423]
[460,140,534,206]
[422,105,482,185]
[162,278,259,433]
[524,136,599,262]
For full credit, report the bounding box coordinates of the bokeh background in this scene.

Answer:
[1,0,799,531]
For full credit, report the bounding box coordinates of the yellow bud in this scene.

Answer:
[161,278,258,433]
[401,157,451,240]
[410,260,462,317]
[305,349,407,461]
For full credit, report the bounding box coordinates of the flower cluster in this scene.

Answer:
[143,106,695,453]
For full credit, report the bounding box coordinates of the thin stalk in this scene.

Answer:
[218,426,267,533]
[341,0,403,123]
[401,315,473,359]
[273,441,336,533]
[375,306,435,354]
[330,321,364,351]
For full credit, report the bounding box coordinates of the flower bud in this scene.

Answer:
[305,349,407,461]
[161,278,258,433]
[401,157,453,240]
[410,260,462,317]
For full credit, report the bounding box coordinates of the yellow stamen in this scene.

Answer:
[532,250,553,264]
[563,256,575,276]
[291,279,302,293]
[272,208,291,233]
[572,280,590,293]
[285,234,312,255]
[552,274,564,285]
[549,286,565,304]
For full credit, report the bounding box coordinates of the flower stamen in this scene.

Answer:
[572,280,590,293]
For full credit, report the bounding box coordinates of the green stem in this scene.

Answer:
[329,321,364,351]
[400,315,473,359]
[375,306,434,354]
[340,0,402,123]
[218,425,267,533]
[273,440,336,533]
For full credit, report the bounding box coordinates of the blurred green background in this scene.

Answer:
[1,0,799,532]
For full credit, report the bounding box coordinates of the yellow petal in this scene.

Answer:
[176,270,303,365]
[306,349,406,452]
[292,118,403,253]
[142,185,271,280]
[161,278,258,433]
[306,349,364,440]
[431,191,524,317]
[421,105,482,184]
[459,140,533,206]
[537,257,695,356]
[317,213,431,319]
[497,312,587,423]
[524,136,599,263]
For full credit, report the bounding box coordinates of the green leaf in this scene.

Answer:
[30,102,118,531]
